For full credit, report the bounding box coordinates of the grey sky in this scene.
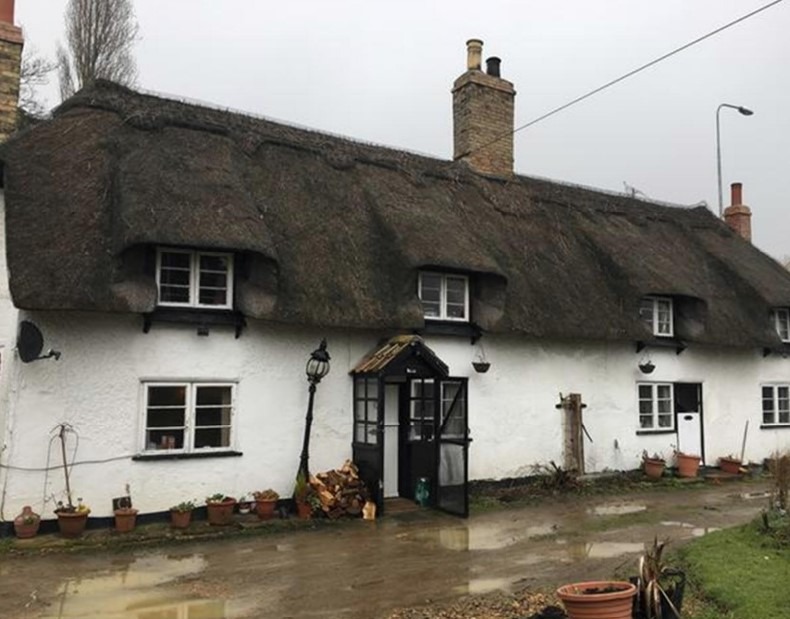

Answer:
[18,0,790,260]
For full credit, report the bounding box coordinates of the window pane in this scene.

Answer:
[639,299,654,328]
[194,427,230,449]
[196,386,231,406]
[639,400,653,414]
[419,274,442,318]
[355,400,366,421]
[147,407,186,428]
[198,287,228,306]
[776,310,790,341]
[148,386,186,407]
[160,285,191,304]
[639,415,653,429]
[161,252,191,269]
[159,252,193,304]
[445,278,466,304]
[763,386,774,400]
[159,268,191,287]
[778,387,789,424]
[638,385,653,399]
[146,429,184,450]
[199,255,230,273]
[657,398,672,414]
[355,424,366,443]
[366,379,379,399]
[446,302,466,319]
[657,385,671,399]
[366,424,378,445]
[658,414,672,428]
[195,406,231,427]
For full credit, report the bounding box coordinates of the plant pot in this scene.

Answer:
[631,570,686,619]
[295,500,312,520]
[472,361,491,373]
[643,458,665,479]
[557,581,636,619]
[719,456,742,475]
[206,498,236,525]
[13,506,41,539]
[56,510,89,538]
[114,508,138,533]
[676,452,701,478]
[255,499,277,520]
[170,509,192,529]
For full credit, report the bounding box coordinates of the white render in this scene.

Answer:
[1,300,789,519]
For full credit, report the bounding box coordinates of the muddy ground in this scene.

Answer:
[0,482,769,619]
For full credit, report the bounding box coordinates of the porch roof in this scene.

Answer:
[351,335,449,377]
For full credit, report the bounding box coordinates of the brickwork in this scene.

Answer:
[724,204,752,242]
[0,20,22,142]
[452,70,515,177]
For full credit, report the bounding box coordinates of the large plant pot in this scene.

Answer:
[13,506,41,539]
[557,581,636,619]
[643,458,666,479]
[719,456,742,475]
[255,499,277,520]
[114,508,138,533]
[170,510,192,529]
[56,511,89,538]
[676,453,701,478]
[206,498,236,526]
[295,501,312,520]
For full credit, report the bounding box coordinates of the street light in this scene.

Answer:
[297,339,331,480]
[716,103,754,217]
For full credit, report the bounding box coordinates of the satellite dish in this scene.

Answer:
[17,321,61,363]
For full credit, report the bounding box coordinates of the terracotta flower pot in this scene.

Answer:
[255,499,277,520]
[13,506,41,539]
[170,509,192,529]
[676,452,701,478]
[643,458,666,479]
[206,498,236,525]
[557,580,636,619]
[114,508,138,533]
[719,456,742,475]
[295,500,312,520]
[56,510,89,538]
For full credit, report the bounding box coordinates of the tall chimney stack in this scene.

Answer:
[452,39,515,177]
[0,0,22,141]
[724,182,752,242]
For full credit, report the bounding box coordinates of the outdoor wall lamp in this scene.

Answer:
[716,103,754,217]
[297,339,331,480]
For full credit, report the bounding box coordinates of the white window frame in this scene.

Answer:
[418,272,470,322]
[156,248,234,310]
[761,384,790,427]
[640,296,674,337]
[637,382,675,432]
[773,308,790,343]
[140,382,236,454]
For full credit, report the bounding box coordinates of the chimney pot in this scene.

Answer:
[486,57,502,78]
[0,0,14,25]
[730,182,743,206]
[466,38,483,71]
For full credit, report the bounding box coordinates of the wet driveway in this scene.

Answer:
[0,483,769,618]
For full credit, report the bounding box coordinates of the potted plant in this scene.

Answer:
[13,506,41,539]
[293,473,313,519]
[114,506,139,533]
[632,537,684,619]
[674,450,701,478]
[719,455,742,475]
[557,580,636,619]
[205,494,236,526]
[253,489,279,520]
[237,494,253,515]
[642,451,666,480]
[55,498,90,538]
[170,500,196,529]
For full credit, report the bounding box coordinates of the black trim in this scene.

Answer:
[762,344,790,358]
[636,430,676,436]
[132,450,243,462]
[142,308,246,338]
[416,321,482,344]
[635,338,687,355]
[760,424,790,430]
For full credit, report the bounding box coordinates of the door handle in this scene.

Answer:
[683,415,693,421]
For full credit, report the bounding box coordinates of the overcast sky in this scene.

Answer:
[17,0,790,261]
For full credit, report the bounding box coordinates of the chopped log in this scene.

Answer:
[308,460,369,518]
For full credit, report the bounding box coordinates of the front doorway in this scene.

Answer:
[351,336,471,517]
[675,382,705,464]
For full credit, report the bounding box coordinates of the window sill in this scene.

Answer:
[142,307,246,338]
[760,424,790,430]
[417,321,483,344]
[132,450,243,462]
[636,429,676,436]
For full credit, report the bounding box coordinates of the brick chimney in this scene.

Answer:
[0,0,22,141]
[453,39,515,177]
[724,182,752,242]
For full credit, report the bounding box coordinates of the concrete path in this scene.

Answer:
[0,482,770,619]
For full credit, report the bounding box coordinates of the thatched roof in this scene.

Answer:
[3,80,790,348]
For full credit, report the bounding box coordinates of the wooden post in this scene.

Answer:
[560,393,585,474]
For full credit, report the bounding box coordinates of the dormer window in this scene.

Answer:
[640,296,673,337]
[156,248,234,309]
[418,272,469,321]
[773,308,790,342]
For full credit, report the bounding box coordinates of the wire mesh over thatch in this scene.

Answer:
[2,80,790,347]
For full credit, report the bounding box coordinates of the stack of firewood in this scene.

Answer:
[310,460,369,519]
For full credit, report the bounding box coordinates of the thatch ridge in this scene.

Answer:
[3,80,790,347]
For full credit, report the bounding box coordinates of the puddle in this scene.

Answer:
[660,521,696,529]
[692,527,720,537]
[39,553,224,619]
[739,491,771,500]
[558,540,645,560]
[660,521,720,538]
[413,522,557,551]
[589,503,647,516]
[453,577,512,595]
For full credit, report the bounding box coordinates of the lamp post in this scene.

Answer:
[716,103,753,217]
[297,339,331,481]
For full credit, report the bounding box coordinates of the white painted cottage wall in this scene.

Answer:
[1,309,789,520]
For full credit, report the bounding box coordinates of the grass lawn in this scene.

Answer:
[680,517,790,619]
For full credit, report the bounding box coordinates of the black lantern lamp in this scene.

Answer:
[298,339,331,481]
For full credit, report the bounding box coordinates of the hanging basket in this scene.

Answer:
[472,361,491,373]
[638,361,655,374]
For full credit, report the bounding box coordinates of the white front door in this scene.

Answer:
[677,412,702,461]
[383,384,399,498]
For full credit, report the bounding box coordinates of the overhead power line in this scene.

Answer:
[461,0,785,159]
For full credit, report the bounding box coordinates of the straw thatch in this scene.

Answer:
[2,80,789,347]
